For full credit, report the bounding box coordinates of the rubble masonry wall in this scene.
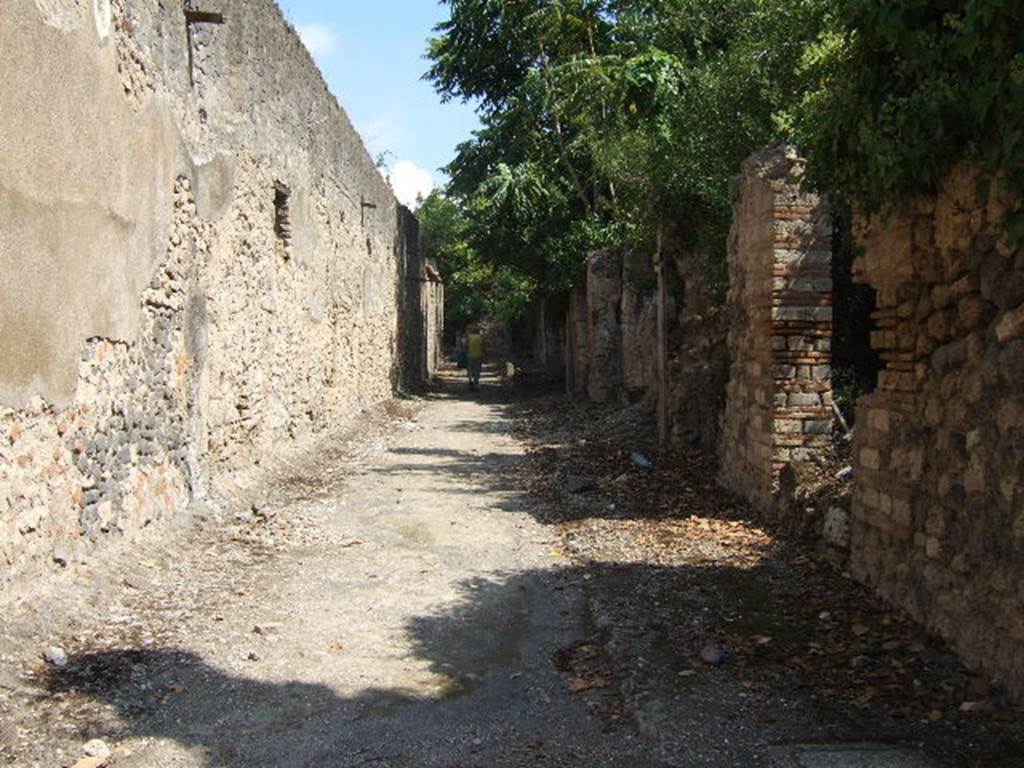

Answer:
[852,166,1024,695]
[0,0,434,590]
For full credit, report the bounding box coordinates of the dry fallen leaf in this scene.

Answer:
[854,687,879,706]
[580,644,601,660]
[568,675,610,693]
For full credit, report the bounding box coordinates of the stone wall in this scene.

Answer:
[665,251,729,449]
[851,165,1024,695]
[396,206,445,391]
[426,270,445,378]
[720,146,833,514]
[0,0,431,589]
[565,250,651,403]
[586,250,625,403]
[529,299,567,377]
[565,248,727,448]
[567,286,590,396]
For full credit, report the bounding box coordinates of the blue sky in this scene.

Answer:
[276,0,480,207]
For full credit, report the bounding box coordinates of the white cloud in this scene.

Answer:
[388,161,435,209]
[297,23,338,60]
[357,111,411,160]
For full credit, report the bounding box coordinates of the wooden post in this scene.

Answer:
[565,306,573,396]
[655,231,668,447]
[538,300,548,372]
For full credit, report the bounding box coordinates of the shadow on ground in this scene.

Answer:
[25,371,1024,768]
[40,557,1024,768]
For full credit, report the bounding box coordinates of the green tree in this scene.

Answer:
[427,0,830,315]
[418,190,535,335]
[789,0,1024,232]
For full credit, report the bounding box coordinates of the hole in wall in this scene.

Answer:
[274,182,293,255]
[832,206,882,424]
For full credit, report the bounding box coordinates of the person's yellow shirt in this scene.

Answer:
[467,334,485,359]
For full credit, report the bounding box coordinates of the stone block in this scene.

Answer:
[788,392,821,407]
[996,305,1024,342]
[927,310,952,341]
[823,506,851,549]
[860,447,881,471]
[771,306,833,323]
[776,419,802,434]
[773,365,797,380]
[957,295,996,330]
[803,419,832,435]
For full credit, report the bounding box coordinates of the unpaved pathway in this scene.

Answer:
[1,372,662,767]
[6,372,1009,768]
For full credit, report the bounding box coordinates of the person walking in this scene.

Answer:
[455,331,468,370]
[466,326,486,390]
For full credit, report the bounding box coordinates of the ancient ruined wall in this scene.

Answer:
[529,299,567,377]
[396,208,444,391]
[851,166,1024,695]
[566,247,725,443]
[666,251,729,449]
[566,250,656,403]
[425,268,445,377]
[620,250,659,402]
[567,287,590,396]
[586,251,624,403]
[720,147,833,513]
[0,0,417,588]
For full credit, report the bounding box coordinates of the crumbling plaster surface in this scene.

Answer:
[1,0,415,589]
[1,0,182,407]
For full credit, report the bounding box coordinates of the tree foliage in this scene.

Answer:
[425,0,828,316]
[417,191,534,334]
[422,0,1024,328]
[789,0,1024,228]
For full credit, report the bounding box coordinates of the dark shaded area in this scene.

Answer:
[831,208,882,422]
[21,375,1024,768]
[508,391,1024,767]
[39,554,1024,768]
[41,570,589,768]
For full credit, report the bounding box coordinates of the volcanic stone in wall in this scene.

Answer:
[851,164,1024,699]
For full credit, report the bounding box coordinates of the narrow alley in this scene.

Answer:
[3,370,1021,767]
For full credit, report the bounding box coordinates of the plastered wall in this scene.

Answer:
[0,0,426,589]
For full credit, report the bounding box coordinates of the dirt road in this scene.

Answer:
[1,371,662,767]
[3,370,1013,767]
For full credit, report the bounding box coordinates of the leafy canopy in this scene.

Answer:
[789,0,1024,231]
[425,0,828,317]
[423,0,1024,327]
